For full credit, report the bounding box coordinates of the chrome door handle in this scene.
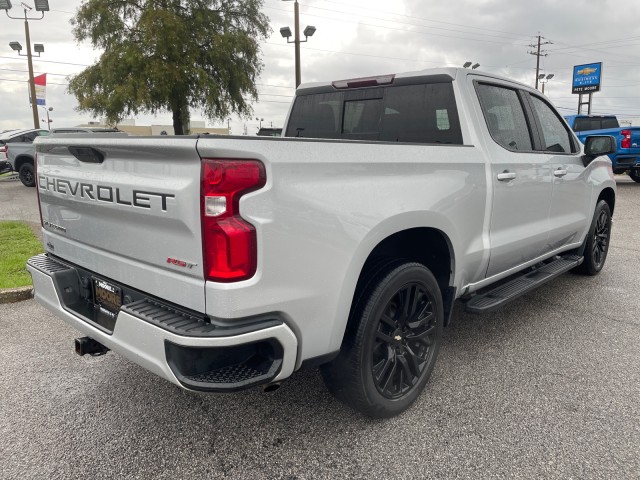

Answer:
[554,169,568,177]
[497,171,517,181]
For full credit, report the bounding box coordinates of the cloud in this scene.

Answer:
[1,0,640,133]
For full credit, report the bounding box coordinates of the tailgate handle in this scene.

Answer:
[497,171,517,181]
[68,146,105,164]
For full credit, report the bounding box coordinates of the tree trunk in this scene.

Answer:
[171,103,190,135]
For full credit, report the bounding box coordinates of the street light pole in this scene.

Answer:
[538,73,554,95]
[1,0,50,129]
[280,0,316,88]
[293,0,301,88]
[41,106,52,129]
[23,10,39,128]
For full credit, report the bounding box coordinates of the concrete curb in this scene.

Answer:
[0,286,34,304]
[0,173,19,182]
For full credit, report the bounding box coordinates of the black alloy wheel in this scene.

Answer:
[574,200,612,276]
[19,163,35,187]
[629,170,640,183]
[372,282,437,400]
[321,261,444,418]
[591,208,610,270]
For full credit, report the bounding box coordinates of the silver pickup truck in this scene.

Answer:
[27,68,617,417]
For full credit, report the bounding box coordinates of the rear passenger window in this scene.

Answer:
[476,83,533,151]
[285,81,463,144]
[528,95,575,153]
[22,132,38,142]
[285,92,342,138]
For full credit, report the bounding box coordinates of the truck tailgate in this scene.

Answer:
[36,136,206,312]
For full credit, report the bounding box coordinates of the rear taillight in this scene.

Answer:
[201,159,266,282]
[621,130,631,149]
[0,144,7,156]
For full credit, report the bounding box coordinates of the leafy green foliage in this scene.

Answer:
[0,221,43,289]
[68,0,270,134]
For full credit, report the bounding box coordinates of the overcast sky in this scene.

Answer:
[1,0,640,134]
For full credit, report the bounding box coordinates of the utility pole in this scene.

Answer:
[529,34,552,90]
[23,11,39,128]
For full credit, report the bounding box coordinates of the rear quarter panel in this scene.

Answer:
[196,136,489,363]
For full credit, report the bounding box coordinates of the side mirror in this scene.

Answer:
[583,135,616,166]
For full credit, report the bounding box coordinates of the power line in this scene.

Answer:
[303,0,530,39]
[0,76,294,99]
[0,55,90,67]
[266,41,448,65]
[0,67,68,77]
[266,6,530,47]
[298,4,529,42]
[0,77,68,86]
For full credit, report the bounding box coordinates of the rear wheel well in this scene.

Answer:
[598,187,615,215]
[15,155,34,171]
[352,228,454,324]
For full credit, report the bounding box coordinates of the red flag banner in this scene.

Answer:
[34,73,46,106]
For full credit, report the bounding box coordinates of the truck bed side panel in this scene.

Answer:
[196,137,488,362]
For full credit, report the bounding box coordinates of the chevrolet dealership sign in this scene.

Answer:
[572,62,602,94]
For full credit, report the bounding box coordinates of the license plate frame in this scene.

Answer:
[92,277,123,315]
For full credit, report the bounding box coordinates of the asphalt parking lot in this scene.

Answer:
[1,175,639,479]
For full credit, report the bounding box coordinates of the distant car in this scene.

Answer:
[6,127,127,186]
[0,128,50,183]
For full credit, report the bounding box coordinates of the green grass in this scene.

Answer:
[0,221,43,289]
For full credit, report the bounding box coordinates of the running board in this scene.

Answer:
[465,255,583,314]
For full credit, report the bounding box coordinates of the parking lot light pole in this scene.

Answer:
[280,0,316,88]
[1,0,50,129]
[41,105,52,129]
[539,73,554,94]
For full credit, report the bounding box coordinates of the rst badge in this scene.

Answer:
[167,257,197,269]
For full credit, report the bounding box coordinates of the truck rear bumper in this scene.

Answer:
[612,155,640,170]
[27,254,298,392]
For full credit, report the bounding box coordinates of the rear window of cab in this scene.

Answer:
[285,82,463,145]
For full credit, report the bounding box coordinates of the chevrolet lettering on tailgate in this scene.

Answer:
[38,175,175,211]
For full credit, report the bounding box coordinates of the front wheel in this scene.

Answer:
[574,200,612,276]
[19,162,35,187]
[321,262,444,418]
[629,170,640,183]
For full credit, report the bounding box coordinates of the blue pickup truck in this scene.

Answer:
[564,115,640,182]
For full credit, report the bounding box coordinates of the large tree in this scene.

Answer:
[68,0,270,134]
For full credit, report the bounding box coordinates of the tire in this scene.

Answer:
[19,162,35,187]
[574,200,612,276]
[629,170,640,183]
[321,262,444,418]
